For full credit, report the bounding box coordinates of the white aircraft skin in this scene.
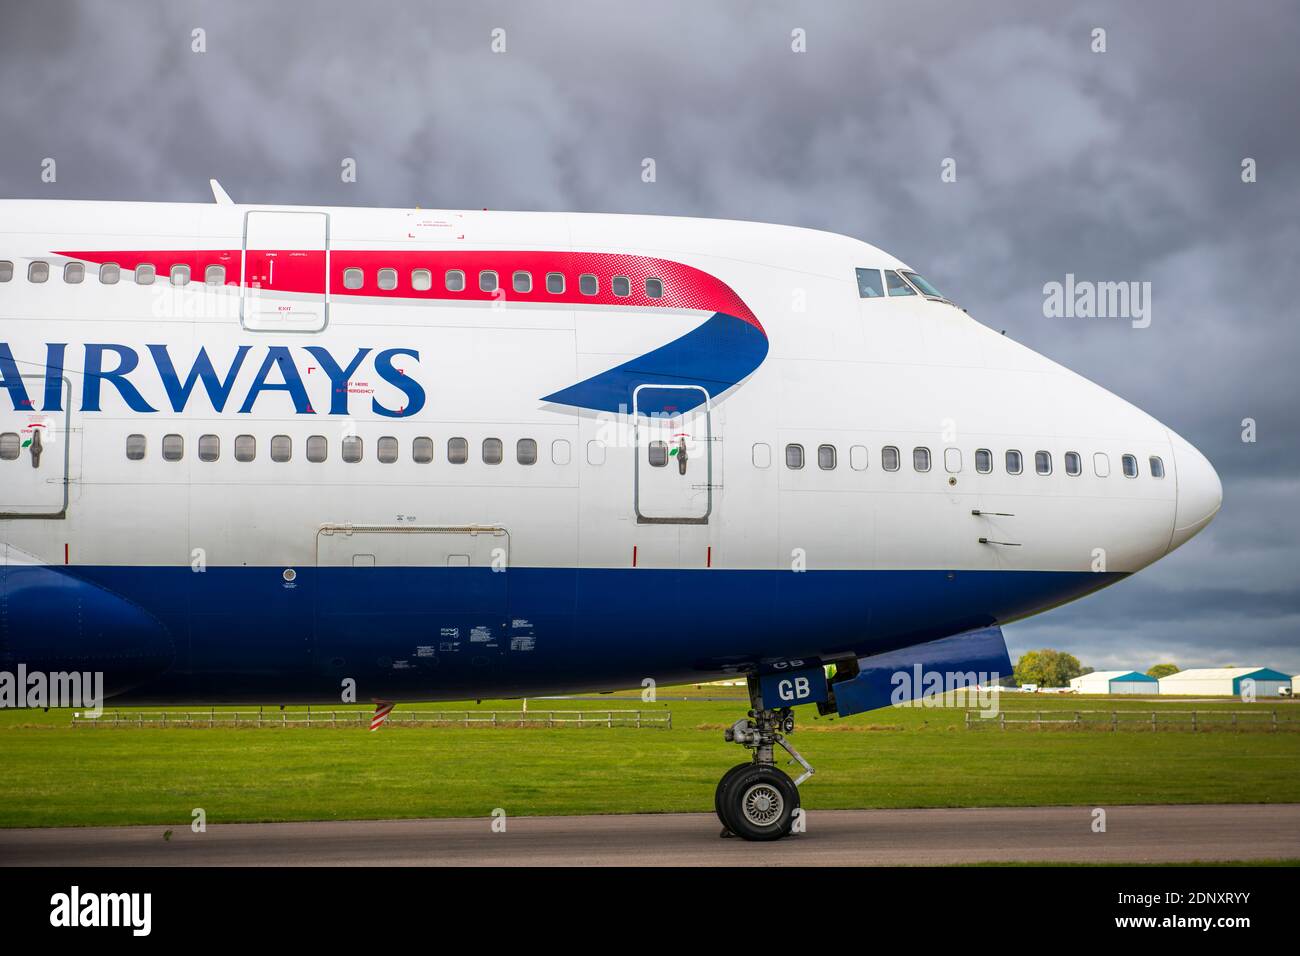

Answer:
[0,198,1222,708]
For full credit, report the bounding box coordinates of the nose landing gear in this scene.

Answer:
[715,677,815,841]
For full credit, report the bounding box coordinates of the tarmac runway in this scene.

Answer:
[3,803,1297,866]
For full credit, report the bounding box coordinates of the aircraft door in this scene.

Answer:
[633,383,714,524]
[0,374,70,518]
[241,209,329,332]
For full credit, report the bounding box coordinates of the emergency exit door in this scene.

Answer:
[241,210,329,331]
[633,383,714,524]
[0,374,70,518]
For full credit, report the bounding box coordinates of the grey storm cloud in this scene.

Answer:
[1,0,1297,673]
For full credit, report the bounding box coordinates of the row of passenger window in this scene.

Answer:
[0,259,670,300]
[107,433,570,466]
[0,260,227,286]
[342,267,665,299]
[770,443,1165,479]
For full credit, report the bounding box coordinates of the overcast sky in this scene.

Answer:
[2,0,1296,674]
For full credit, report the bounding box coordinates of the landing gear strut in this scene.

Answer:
[714,675,815,841]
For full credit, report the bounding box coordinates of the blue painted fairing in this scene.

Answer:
[0,564,1126,704]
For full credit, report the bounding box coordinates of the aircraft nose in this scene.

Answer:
[1168,430,1222,552]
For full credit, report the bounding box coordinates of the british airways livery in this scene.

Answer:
[0,191,1221,839]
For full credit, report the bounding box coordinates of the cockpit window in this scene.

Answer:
[885,271,915,297]
[900,270,944,299]
[855,268,884,298]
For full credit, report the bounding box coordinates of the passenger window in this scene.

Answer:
[882,446,900,471]
[944,447,962,473]
[913,447,931,472]
[579,274,598,295]
[170,264,191,286]
[234,435,256,462]
[818,444,836,470]
[648,440,669,467]
[343,268,363,289]
[482,437,503,464]
[162,434,183,462]
[205,264,226,285]
[306,435,327,463]
[64,262,85,284]
[0,432,19,460]
[1149,456,1165,478]
[100,263,120,284]
[1006,450,1023,475]
[645,277,664,298]
[271,435,292,462]
[377,436,398,463]
[612,276,630,297]
[1122,454,1138,478]
[1093,452,1110,477]
[134,264,156,285]
[29,261,50,283]
[198,434,220,462]
[546,272,565,294]
[377,268,398,291]
[447,437,468,464]
[0,261,12,282]
[445,270,465,292]
[552,439,571,465]
[1064,451,1081,476]
[586,440,606,466]
[126,434,146,460]
[975,448,992,473]
[785,443,805,470]
[752,443,772,468]
[1035,451,1052,475]
[479,270,498,293]
[517,438,537,465]
[855,268,884,298]
[885,271,915,296]
[850,445,868,470]
[411,269,432,291]
[513,271,532,293]
[341,435,363,463]
[412,436,434,463]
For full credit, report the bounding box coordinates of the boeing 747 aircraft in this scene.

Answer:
[0,187,1221,839]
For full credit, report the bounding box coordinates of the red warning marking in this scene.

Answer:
[64,542,69,565]
[632,545,638,568]
[707,546,712,568]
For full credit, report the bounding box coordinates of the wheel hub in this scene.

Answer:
[742,783,783,826]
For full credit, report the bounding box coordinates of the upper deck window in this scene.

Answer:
[205,264,226,285]
[885,270,914,296]
[29,261,49,283]
[1149,456,1166,479]
[645,277,664,298]
[546,272,565,294]
[64,262,85,284]
[377,268,398,291]
[411,269,432,291]
[100,263,120,284]
[343,268,363,290]
[0,261,12,282]
[855,268,884,298]
[579,274,598,295]
[513,271,532,293]
[612,276,631,297]
[445,270,465,292]
[479,270,498,293]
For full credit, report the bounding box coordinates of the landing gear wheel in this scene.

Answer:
[714,762,754,835]
[718,765,799,841]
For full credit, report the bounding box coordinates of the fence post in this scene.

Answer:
[965,710,971,730]
[608,711,613,729]
[999,712,1005,730]
[1112,711,1117,732]
[1192,710,1197,732]
[1273,710,1278,732]
[1232,711,1237,732]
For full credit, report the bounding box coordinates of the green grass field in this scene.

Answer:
[2,690,1297,828]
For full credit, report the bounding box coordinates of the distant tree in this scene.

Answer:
[1147,663,1180,679]
[1014,649,1084,688]
[1079,666,1095,676]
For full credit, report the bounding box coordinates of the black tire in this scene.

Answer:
[714,762,755,829]
[718,765,800,841]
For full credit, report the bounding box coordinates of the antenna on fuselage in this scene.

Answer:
[209,178,234,205]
